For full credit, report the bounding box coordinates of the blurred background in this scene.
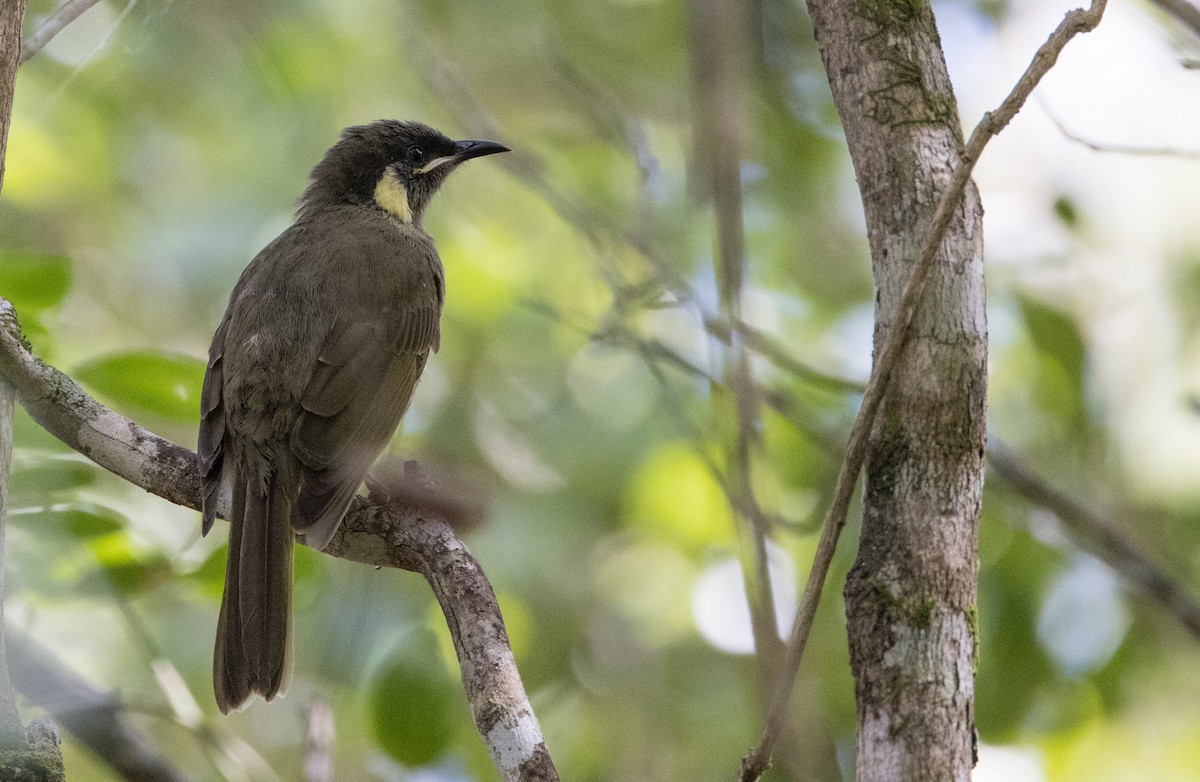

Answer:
[2,0,1200,779]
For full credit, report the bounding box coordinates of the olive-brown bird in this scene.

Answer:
[198,120,508,713]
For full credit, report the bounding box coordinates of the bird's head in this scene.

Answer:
[300,120,509,225]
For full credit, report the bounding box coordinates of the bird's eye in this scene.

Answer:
[408,146,426,166]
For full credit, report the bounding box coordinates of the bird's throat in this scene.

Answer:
[373,170,413,223]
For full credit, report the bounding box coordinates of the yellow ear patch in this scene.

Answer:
[373,169,412,223]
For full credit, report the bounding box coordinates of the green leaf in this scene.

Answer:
[10,455,99,503]
[189,544,229,599]
[1017,293,1090,433]
[9,502,127,539]
[74,350,206,422]
[292,543,324,594]
[63,503,128,538]
[1053,195,1080,230]
[0,252,72,314]
[77,536,172,596]
[76,558,172,596]
[975,513,1058,741]
[370,633,458,767]
[623,441,733,550]
[1018,294,1085,387]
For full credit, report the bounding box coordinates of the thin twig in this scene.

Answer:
[986,438,1200,639]
[737,2,1109,779]
[414,45,856,398]
[18,0,102,64]
[1044,104,1200,159]
[714,317,865,394]
[634,319,1200,655]
[690,0,784,673]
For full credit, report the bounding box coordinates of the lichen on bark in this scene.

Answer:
[806,0,986,779]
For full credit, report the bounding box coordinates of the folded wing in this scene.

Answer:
[289,302,441,549]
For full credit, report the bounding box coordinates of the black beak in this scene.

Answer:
[453,139,510,162]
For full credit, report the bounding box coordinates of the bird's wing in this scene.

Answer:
[288,299,441,549]
[199,315,231,535]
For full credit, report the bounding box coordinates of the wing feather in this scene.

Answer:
[199,317,230,535]
[287,300,438,550]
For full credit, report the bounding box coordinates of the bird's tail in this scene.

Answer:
[214,471,294,714]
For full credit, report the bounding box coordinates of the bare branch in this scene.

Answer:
[738,2,1109,779]
[639,321,1200,646]
[18,0,102,64]
[0,304,208,511]
[0,299,558,782]
[1045,104,1200,159]
[661,327,1200,654]
[713,318,865,394]
[7,633,188,782]
[689,0,784,676]
[986,439,1200,640]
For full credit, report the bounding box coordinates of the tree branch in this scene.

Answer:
[18,0,102,64]
[0,0,62,773]
[737,2,1109,779]
[0,298,558,782]
[986,438,1200,640]
[688,0,784,678]
[626,322,1200,646]
[1044,103,1200,159]
[7,632,188,782]
[0,348,24,751]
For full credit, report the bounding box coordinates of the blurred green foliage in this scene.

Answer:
[370,631,459,767]
[1,0,1199,781]
[0,252,70,340]
[75,350,206,423]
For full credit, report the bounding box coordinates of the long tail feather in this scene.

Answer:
[213,472,294,713]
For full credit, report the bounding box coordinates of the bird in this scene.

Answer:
[198,120,509,713]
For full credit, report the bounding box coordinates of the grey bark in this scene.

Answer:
[0,0,23,191]
[19,0,102,64]
[0,0,34,757]
[327,472,558,782]
[0,376,23,750]
[805,1,986,780]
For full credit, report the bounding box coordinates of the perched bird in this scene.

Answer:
[198,120,508,713]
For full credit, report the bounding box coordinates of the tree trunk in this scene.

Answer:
[0,0,24,193]
[0,378,23,750]
[805,1,986,779]
[0,0,28,750]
